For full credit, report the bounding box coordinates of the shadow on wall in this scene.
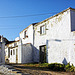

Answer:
[31,44,39,63]
[62,58,67,65]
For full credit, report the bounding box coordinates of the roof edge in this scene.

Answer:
[5,40,19,46]
[19,23,38,34]
[34,7,75,27]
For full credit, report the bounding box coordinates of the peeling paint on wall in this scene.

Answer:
[35,27,37,31]
[51,23,53,27]
[58,16,62,22]
[47,21,49,24]
[50,14,63,27]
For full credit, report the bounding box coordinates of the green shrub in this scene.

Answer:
[39,63,49,67]
[65,63,74,72]
[48,63,65,71]
[48,63,74,72]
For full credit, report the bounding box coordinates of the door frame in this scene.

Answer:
[16,49,18,63]
[39,45,46,63]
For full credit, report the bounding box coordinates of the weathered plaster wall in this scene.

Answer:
[34,9,72,65]
[6,40,33,64]
[5,8,75,65]
[5,47,8,60]
[5,41,19,63]
[20,25,34,44]
[47,10,71,65]
[22,44,33,63]
[70,9,75,65]
[18,40,22,63]
[19,25,34,63]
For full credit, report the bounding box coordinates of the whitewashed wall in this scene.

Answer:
[34,9,75,65]
[19,25,34,63]
[5,41,19,63]
[69,10,75,65]
[5,47,8,58]
[5,40,33,63]
[18,40,22,63]
[5,8,75,65]
[20,25,34,44]
[22,44,33,63]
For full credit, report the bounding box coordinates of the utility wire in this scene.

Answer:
[0,12,59,29]
[0,27,23,30]
[0,12,59,18]
[0,27,22,29]
[0,12,59,30]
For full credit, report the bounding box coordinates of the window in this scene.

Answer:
[24,30,27,38]
[13,49,15,55]
[40,25,46,35]
[11,50,12,55]
[16,49,18,56]
[8,48,10,58]
[14,43,17,46]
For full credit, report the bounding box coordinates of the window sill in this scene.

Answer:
[40,33,46,36]
[23,37,28,39]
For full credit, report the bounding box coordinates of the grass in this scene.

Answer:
[22,63,75,72]
[23,63,49,67]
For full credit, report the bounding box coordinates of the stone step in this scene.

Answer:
[0,65,31,75]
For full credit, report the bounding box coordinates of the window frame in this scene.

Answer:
[13,49,15,55]
[24,30,27,38]
[40,25,46,35]
[11,50,12,55]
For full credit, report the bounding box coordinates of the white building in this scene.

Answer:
[5,23,37,63]
[0,36,5,64]
[5,7,75,66]
[5,40,19,63]
[19,23,37,45]
[34,7,75,66]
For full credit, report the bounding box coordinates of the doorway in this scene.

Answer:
[39,45,46,63]
[16,49,18,63]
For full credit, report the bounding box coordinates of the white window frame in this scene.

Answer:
[40,25,46,35]
[24,30,27,38]
[13,49,15,55]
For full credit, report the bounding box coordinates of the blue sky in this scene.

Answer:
[0,0,75,41]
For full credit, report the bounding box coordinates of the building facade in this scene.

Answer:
[34,7,75,66]
[5,23,36,63]
[5,7,75,66]
[5,40,19,63]
[5,40,33,63]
